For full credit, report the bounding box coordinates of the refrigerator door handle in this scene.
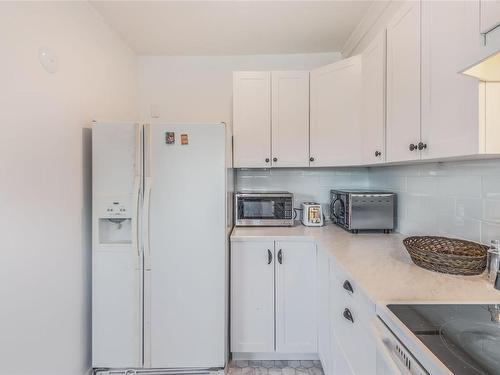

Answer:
[132,175,141,257]
[144,176,152,270]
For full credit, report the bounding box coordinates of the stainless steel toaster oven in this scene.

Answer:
[330,190,396,233]
[235,191,294,226]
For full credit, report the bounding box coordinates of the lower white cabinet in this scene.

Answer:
[230,240,317,354]
[230,239,377,372]
[275,240,317,353]
[329,260,376,375]
[230,240,275,353]
[331,335,354,375]
[317,249,332,373]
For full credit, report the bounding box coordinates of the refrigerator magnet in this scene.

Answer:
[165,132,175,144]
[181,134,189,145]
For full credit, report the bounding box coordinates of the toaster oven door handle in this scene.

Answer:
[331,198,340,220]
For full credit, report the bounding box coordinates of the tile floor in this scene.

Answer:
[228,360,324,375]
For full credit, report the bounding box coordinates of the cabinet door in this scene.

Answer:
[230,241,275,353]
[310,56,362,167]
[481,0,500,34]
[233,72,271,168]
[330,262,376,375]
[275,241,317,353]
[271,71,310,167]
[317,251,332,374]
[386,2,421,162]
[361,31,386,164]
[421,1,482,159]
[331,336,354,375]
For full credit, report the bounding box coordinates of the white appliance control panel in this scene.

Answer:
[97,197,132,219]
[105,202,128,217]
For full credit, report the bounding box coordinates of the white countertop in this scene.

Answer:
[231,223,500,304]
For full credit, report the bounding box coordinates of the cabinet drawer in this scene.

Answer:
[330,261,375,326]
[330,302,375,375]
[330,261,376,374]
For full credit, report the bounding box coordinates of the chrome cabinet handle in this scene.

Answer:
[278,249,283,264]
[343,308,354,323]
[267,249,273,265]
[273,157,278,162]
[343,280,354,294]
[309,157,315,162]
[409,143,417,151]
[375,150,382,157]
[265,158,270,163]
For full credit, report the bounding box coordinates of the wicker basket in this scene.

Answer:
[403,236,488,275]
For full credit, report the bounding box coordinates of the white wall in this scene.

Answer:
[0,3,137,375]
[369,160,500,245]
[137,53,341,123]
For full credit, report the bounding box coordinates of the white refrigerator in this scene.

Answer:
[92,123,233,375]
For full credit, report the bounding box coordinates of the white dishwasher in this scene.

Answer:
[372,317,428,375]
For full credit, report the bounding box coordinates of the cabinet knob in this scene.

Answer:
[409,143,417,151]
[343,308,354,323]
[418,142,427,151]
[267,249,273,265]
[374,151,382,157]
[265,158,270,163]
[273,157,278,162]
[309,157,315,162]
[343,280,354,294]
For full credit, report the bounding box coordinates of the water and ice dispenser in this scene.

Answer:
[98,200,132,245]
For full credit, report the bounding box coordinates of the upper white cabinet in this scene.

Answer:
[233,71,310,168]
[386,1,421,163]
[233,72,271,168]
[481,0,500,34]
[271,72,310,167]
[310,55,362,167]
[421,1,482,159]
[232,1,500,168]
[361,31,386,164]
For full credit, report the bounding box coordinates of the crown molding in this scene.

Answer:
[341,0,393,57]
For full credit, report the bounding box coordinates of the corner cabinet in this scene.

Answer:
[361,31,386,164]
[271,72,310,167]
[230,239,317,355]
[310,56,362,167]
[420,0,483,160]
[232,71,310,168]
[385,0,500,162]
[386,1,421,163]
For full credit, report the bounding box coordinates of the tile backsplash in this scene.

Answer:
[369,159,500,245]
[235,168,369,220]
[236,159,500,245]
[236,159,500,244]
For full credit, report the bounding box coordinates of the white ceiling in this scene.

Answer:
[91,1,372,56]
